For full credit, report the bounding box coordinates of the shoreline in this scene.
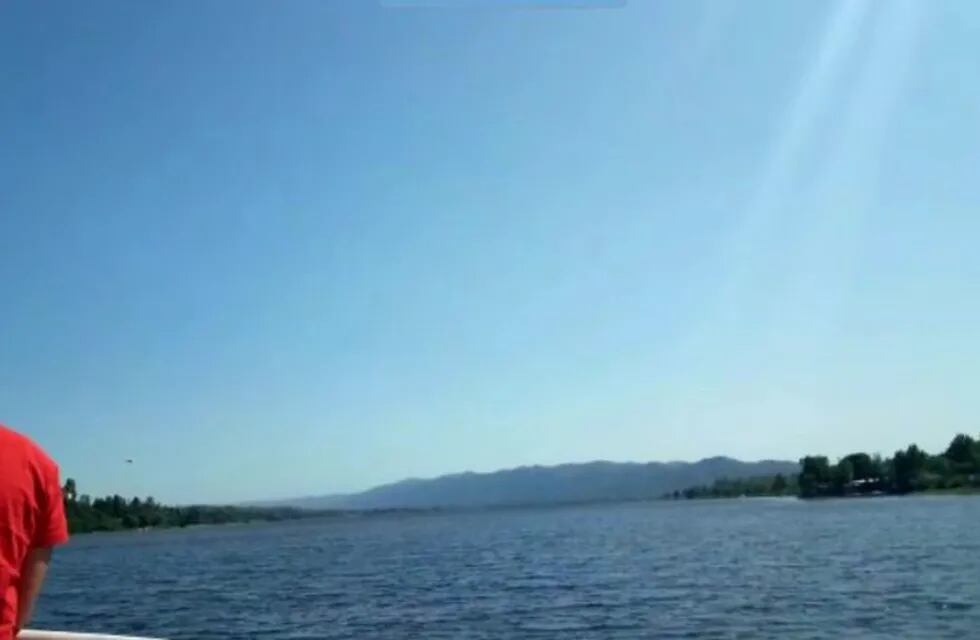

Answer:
[672,488,980,503]
[68,490,980,537]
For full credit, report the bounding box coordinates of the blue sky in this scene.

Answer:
[1,0,977,504]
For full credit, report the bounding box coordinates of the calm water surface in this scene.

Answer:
[34,496,980,639]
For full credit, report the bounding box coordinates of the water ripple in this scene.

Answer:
[33,496,980,639]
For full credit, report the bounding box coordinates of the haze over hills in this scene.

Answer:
[267,457,800,510]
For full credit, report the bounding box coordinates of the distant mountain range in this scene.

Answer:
[263,457,800,510]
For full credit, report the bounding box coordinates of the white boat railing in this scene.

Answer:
[20,631,164,640]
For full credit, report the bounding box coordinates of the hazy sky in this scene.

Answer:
[2,0,977,503]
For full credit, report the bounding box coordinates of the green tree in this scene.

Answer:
[111,495,127,518]
[832,459,855,494]
[841,453,876,480]
[870,454,886,480]
[924,455,951,476]
[893,444,927,493]
[944,434,978,472]
[62,478,77,503]
[799,456,831,498]
[919,457,948,490]
[771,474,787,494]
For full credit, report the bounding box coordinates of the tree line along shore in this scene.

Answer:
[666,433,980,500]
[61,483,328,534]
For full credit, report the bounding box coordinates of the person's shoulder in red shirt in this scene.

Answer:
[0,423,70,639]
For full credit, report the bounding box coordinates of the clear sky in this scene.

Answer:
[1,0,977,504]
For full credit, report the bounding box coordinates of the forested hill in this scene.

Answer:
[63,435,980,534]
[62,457,799,532]
[268,457,800,510]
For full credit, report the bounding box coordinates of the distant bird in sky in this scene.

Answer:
[125,459,134,464]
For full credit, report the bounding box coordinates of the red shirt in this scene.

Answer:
[0,424,69,638]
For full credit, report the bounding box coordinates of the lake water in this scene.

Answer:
[34,496,980,639]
